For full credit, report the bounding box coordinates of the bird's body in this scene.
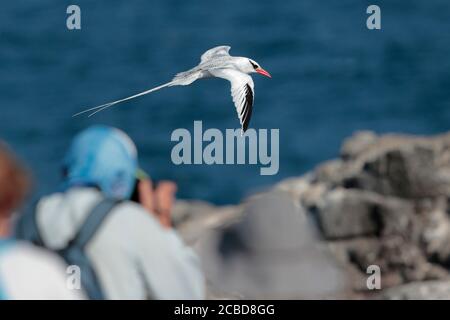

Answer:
[74,46,271,133]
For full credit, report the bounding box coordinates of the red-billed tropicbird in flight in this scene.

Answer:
[74,46,271,133]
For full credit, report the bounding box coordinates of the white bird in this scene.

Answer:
[74,46,271,133]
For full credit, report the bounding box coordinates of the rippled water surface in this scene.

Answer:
[1,1,450,204]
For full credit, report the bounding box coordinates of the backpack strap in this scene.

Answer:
[61,197,121,300]
[15,197,119,249]
[14,200,44,247]
[68,198,120,249]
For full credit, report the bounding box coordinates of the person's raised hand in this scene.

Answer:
[137,178,156,214]
[154,181,177,229]
[138,178,177,228]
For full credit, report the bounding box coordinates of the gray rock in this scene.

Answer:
[381,280,450,300]
[173,200,242,245]
[314,189,379,239]
[327,238,382,292]
[350,145,448,198]
[419,197,450,264]
[340,131,378,160]
[313,188,414,240]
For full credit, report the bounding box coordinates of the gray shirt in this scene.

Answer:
[35,187,205,300]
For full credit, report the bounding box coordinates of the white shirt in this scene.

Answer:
[0,240,85,300]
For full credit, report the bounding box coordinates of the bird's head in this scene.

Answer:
[239,58,271,78]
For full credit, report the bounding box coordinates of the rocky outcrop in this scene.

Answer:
[174,131,450,299]
[380,280,450,300]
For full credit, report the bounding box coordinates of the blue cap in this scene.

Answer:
[63,125,138,199]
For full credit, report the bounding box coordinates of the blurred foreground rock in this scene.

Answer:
[174,131,450,299]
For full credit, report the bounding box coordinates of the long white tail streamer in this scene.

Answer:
[73,81,175,117]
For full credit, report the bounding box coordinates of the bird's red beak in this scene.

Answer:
[256,67,272,78]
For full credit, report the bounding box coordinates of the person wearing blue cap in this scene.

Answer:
[17,125,205,299]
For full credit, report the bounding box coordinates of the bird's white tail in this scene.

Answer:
[73,81,176,117]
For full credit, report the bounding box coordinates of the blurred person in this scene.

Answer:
[198,192,348,299]
[16,125,204,300]
[0,142,83,300]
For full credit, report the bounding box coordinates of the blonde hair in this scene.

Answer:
[0,142,30,217]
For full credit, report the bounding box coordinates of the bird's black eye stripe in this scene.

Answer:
[249,60,258,70]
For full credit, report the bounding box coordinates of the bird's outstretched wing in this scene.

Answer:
[210,69,254,133]
[200,46,231,63]
[231,77,254,133]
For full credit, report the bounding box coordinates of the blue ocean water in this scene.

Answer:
[1,1,450,204]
